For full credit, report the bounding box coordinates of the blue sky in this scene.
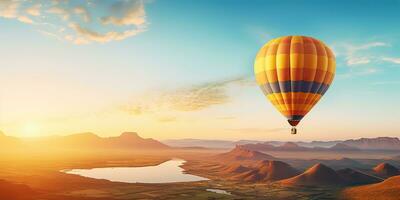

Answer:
[0,0,400,140]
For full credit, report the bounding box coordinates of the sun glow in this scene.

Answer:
[22,122,40,137]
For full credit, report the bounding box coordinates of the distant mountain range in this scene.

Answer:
[0,132,170,150]
[241,142,361,152]
[2,130,400,151]
[162,139,258,149]
[164,137,400,151]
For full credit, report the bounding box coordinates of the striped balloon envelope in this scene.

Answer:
[254,36,335,134]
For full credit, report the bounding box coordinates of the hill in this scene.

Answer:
[373,163,400,178]
[214,146,275,162]
[279,163,344,186]
[218,160,299,182]
[337,168,382,185]
[253,160,299,181]
[342,175,400,200]
[221,163,250,174]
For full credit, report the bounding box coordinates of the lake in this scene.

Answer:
[62,159,209,183]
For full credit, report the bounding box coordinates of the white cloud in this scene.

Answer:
[338,42,389,66]
[69,23,144,44]
[17,15,33,24]
[0,0,19,18]
[73,6,90,22]
[36,29,63,41]
[101,0,146,26]
[382,57,400,64]
[346,57,370,65]
[121,77,252,116]
[371,81,400,85]
[26,4,41,16]
[47,6,69,20]
[337,67,379,78]
[0,0,149,45]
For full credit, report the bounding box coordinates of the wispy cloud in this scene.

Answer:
[337,68,379,78]
[340,42,388,66]
[101,0,146,26]
[0,0,19,18]
[382,57,400,64]
[0,0,149,44]
[371,81,400,85]
[17,15,33,24]
[26,4,41,16]
[120,76,253,116]
[73,6,90,23]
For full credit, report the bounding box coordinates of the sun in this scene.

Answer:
[22,122,40,137]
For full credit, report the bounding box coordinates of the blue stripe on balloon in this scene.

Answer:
[260,81,330,94]
[288,115,304,120]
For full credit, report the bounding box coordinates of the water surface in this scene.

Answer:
[63,159,208,183]
[206,188,231,195]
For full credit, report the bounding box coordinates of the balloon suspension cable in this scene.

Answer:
[291,126,297,135]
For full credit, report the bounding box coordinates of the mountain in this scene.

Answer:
[221,163,251,174]
[214,146,275,162]
[34,132,170,150]
[276,142,310,151]
[252,160,300,181]
[220,160,299,182]
[279,163,344,186]
[296,140,341,148]
[373,163,400,178]
[104,132,169,149]
[329,143,360,151]
[306,158,364,170]
[342,137,400,150]
[239,142,276,151]
[337,168,382,185]
[342,175,400,200]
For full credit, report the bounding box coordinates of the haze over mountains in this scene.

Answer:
[373,163,400,178]
[0,132,170,150]
[164,137,400,150]
[3,130,399,151]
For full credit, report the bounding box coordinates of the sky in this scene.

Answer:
[1,0,400,141]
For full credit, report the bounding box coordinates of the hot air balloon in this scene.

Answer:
[254,36,335,134]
